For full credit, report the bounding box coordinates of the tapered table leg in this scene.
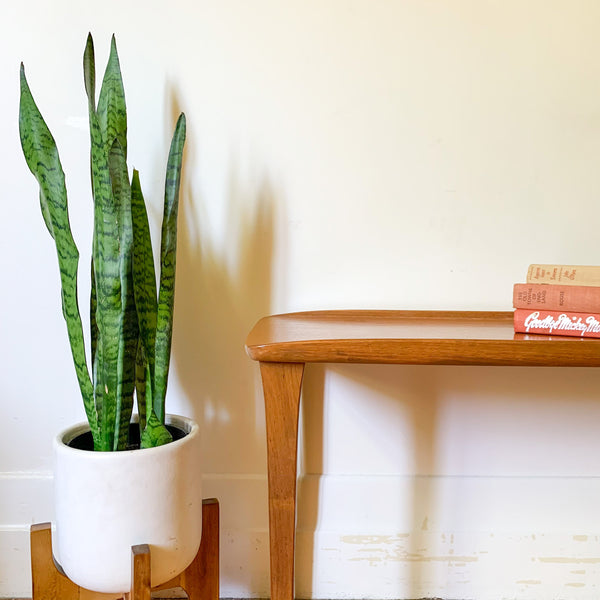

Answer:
[260,361,305,600]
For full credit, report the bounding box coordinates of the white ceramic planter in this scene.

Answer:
[53,414,202,594]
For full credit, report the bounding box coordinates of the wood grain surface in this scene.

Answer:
[246,310,600,366]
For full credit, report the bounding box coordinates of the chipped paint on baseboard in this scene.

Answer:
[294,528,600,599]
[341,534,409,545]
[340,533,478,565]
[292,473,600,599]
[537,556,600,564]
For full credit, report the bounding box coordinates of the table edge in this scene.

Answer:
[245,310,600,366]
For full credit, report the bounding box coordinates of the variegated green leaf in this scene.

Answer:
[141,410,172,449]
[97,35,127,159]
[131,170,157,382]
[92,329,104,448]
[83,37,126,451]
[39,189,54,236]
[89,107,121,451]
[19,64,98,446]
[154,113,186,422]
[83,34,100,377]
[83,33,96,112]
[135,340,148,436]
[108,140,137,450]
[90,260,98,369]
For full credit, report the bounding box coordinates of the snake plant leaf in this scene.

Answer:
[108,140,137,450]
[89,108,122,452]
[83,33,96,112]
[90,261,98,370]
[97,35,127,159]
[19,64,99,445]
[140,410,173,449]
[131,170,158,434]
[131,169,157,381]
[135,340,148,435]
[83,34,100,370]
[92,326,104,448]
[39,189,54,236]
[84,39,124,451]
[85,80,107,449]
[154,113,186,422]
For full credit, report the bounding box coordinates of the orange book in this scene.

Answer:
[514,309,600,338]
[513,283,600,312]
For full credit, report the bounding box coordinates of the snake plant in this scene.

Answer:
[19,34,186,451]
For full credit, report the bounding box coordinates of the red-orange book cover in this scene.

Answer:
[513,283,600,312]
[514,309,600,338]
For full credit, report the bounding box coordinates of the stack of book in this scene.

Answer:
[513,264,600,338]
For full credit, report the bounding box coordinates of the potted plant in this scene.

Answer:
[19,34,202,593]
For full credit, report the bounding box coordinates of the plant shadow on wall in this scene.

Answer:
[165,93,276,591]
[297,364,600,598]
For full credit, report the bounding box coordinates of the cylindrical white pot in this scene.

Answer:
[53,414,202,594]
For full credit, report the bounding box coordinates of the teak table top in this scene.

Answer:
[245,310,600,366]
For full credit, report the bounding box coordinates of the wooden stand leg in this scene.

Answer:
[260,361,305,600]
[155,498,220,600]
[31,498,219,600]
[31,523,82,600]
[130,545,151,600]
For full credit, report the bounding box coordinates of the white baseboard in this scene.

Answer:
[3,472,600,599]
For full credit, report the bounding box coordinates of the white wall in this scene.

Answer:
[2,1,600,598]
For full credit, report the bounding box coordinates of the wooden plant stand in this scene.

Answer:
[30,498,219,600]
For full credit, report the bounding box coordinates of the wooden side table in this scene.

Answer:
[245,310,600,600]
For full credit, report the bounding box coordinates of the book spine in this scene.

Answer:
[527,264,600,287]
[513,283,600,312]
[513,309,600,338]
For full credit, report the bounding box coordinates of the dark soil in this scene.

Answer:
[68,422,186,451]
